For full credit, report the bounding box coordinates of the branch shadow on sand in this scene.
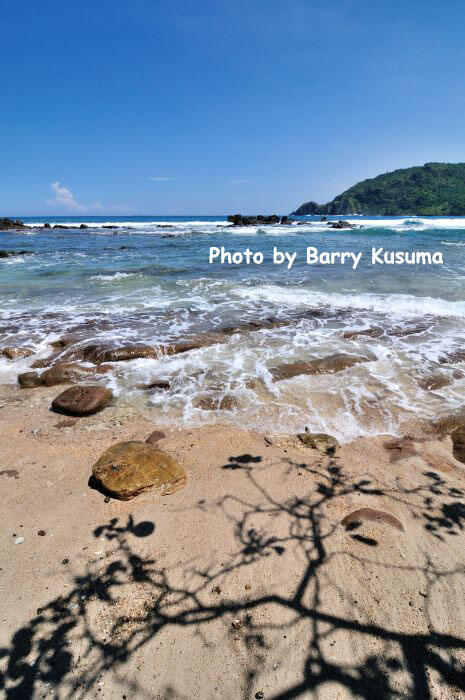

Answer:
[1,452,465,699]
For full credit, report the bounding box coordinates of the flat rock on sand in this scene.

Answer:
[297,432,339,454]
[51,385,112,416]
[341,507,404,532]
[92,440,186,500]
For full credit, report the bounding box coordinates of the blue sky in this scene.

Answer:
[1,0,465,215]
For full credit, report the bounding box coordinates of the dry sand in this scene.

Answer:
[1,383,465,699]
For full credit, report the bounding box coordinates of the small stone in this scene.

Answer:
[14,536,24,545]
[104,496,110,503]
[55,419,77,429]
[212,585,221,595]
[297,432,339,455]
[231,619,242,630]
[62,558,69,565]
[145,430,166,445]
[245,584,251,590]
[255,693,264,699]
[37,530,46,536]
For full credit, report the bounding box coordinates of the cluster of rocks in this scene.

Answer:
[0,218,26,231]
[0,250,33,259]
[326,220,358,229]
[227,214,294,226]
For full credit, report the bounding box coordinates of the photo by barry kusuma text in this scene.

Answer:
[209,246,444,270]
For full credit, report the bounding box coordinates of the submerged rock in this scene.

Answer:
[92,440,186,500]
[418,370,464,391]
[327,220,357,229]
[193,394,239,411]
[297,432,339,455]
[271,353,370,381]
[146,430,166,445]
[138,380,171,391]
[1,347,34,360]
[227,214,280,227]
[40,362,95,387]
[51,385,113,416]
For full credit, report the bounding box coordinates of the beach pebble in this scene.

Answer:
[231,619,242,630]
[51,385,113,416]
[297,432,339,455]
[146,430,166,445]
[14,536,24,545]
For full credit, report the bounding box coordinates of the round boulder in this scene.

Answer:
[51,385,112,416]
[92,441,186,500]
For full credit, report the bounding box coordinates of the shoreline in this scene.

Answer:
[1,380,465,697]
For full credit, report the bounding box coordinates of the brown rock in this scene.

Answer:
[40,362,95,387]
[1,347,34,360]
[343,327,383,340]
[79,343,159,363]
[138,380,171,391]
[418,370,463,391]
[271,353,370,381]
[193,394,239,411]
[341,508,404,532]
[146,430,166,444]
[297,432,339,454]
[439,350,465,365]
[451,425,465,464]
[17,371,42,388]
[51,385,113,416]
[91,440,186,500]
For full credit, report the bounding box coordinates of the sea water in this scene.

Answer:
[1,215,465,440]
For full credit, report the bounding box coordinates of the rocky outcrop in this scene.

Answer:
[0,250,32,258]
[327,220,357,229]
[270,353,371,381]
[451,425,465,464]
[51,385,113,416]
[40,362,95,387]
[0,218,26,231]
[91,441,186,500]
[227,214,280,227]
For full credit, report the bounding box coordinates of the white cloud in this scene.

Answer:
[148,176,174,182]
[47,181,103,212]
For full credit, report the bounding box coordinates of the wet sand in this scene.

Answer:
[1,382,465,698]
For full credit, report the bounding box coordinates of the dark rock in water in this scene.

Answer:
[79,224,89,229]
[297,432,339,455]
[18,371,42,388]
[320,216,327,221]
[271,353,370,381]
[343,327,384,340]
[439,349,465,365]
[102,225,118,229]
[193,394,239,411]
[51,385,113,416]
[341,508,404,532]
[91,440,186,500]
[451,425,465,464]
[227,214,280,227]
[65,343,159,364]
[146,430,166,445]
[418,370,463,391]
[40,362,95,387]
[280,216,294,225]
[0,218,25,231]
[43,222,51,228]
[1,346,34,360]
[327,220,357,229]
[0,250,32,258]
[138,380,171,391]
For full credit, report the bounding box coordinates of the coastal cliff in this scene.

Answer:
[291,162,465,216]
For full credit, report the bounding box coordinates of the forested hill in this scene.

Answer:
[291,162,465,216]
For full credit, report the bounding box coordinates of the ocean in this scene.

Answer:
[1,215,465,440]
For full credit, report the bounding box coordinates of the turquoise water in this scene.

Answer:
[2,215,465,439]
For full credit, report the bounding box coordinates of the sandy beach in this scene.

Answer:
[1,380,465,699]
